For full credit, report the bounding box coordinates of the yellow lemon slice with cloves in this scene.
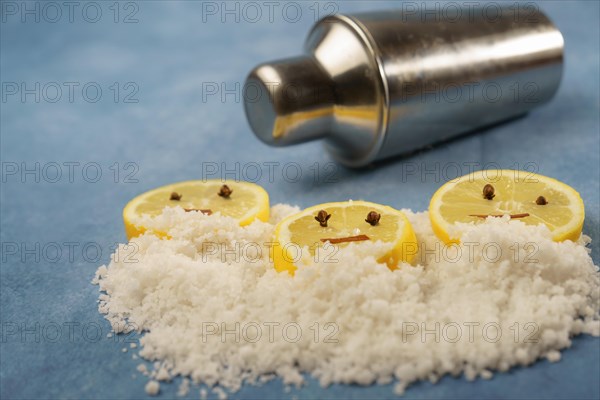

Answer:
[123,180,269,239]
[272,200,417,274]
[429,170,585,243]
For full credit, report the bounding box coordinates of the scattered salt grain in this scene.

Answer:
[145,380,160,396]
[95,204,600,395]
[121,348,127,353]
[136,364,147,374]
[155,367,171,382]
[199,388,207,400]
[177,378,190,397]
[546,350,561,362]
[213,387,227,400]
[130,343,137,349]
[480,370,493,380]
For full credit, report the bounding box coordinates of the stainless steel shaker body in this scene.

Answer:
[244,8,564,167]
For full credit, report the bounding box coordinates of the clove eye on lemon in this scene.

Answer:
[123,180,270,239]
[272,201,418,274]
[429,170,585,243]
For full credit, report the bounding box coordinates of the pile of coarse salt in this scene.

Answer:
[93,204,600,397]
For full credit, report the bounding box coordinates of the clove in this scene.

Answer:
[315,210,331,227]
[320,234,370,244]
[170,192,182,201]
[536,196,548,205]
[365,211,381,226]
[482,184,495,200]
[218,185,232,198]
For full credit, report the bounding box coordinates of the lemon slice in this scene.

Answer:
[123,180,269,239]
[429,170,585,243]
[272,201,417,274]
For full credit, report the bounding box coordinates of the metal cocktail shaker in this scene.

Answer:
[243,7,564,167]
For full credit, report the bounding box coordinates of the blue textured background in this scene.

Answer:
[1,1,599,399]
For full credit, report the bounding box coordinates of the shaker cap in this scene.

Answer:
[243,56,334,146]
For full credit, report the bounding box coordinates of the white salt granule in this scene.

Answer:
[177,378,190,397]
[213,387,228,400]
[95,205,600,395]
[546,350,561,362]
[155,366,171,382]
[480,370,493,380]
[199,388,207,399]
[145,380,160,396]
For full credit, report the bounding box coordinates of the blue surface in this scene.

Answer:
[1,1,599,399]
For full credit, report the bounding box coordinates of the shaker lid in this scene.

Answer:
[243,56,335,146]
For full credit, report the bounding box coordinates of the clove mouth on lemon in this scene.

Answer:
[271,201,418,274]
[429,170,585,243]
[122,180,269,240]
